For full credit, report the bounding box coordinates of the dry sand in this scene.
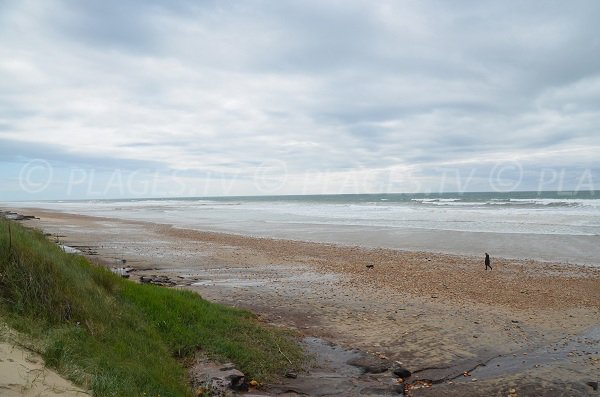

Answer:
[0,326,89,397]
[7,208,600,396]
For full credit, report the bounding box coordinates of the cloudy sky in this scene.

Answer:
[1,0,599,199]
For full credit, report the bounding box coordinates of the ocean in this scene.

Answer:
[6,191,600,266]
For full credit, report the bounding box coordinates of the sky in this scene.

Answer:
[1,0,599,200]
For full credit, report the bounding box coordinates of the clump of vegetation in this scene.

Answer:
[0,218,302,396]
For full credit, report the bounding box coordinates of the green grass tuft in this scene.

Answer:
[0,218,303,396]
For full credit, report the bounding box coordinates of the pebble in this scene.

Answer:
[285,371,298,379]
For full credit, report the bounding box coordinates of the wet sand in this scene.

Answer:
[10,208,600,396]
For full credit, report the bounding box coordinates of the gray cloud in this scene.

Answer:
[0,0,599,198]
[0,138,166,171]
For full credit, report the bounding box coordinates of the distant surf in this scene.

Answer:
[5,191,600,265]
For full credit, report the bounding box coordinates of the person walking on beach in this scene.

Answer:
[485,253,492,271]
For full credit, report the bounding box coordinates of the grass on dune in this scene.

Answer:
[0,218,302,397]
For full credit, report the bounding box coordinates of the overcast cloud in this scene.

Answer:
[1,0,599,199]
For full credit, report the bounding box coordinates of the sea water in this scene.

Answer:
[6,191,600,265]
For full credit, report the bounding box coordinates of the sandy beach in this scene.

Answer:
[3,1,600,395]
[0,325,89,397]
[8,208,600,396]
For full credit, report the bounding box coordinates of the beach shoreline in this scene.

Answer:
[5,196,600,267]
[5,207,600,396]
